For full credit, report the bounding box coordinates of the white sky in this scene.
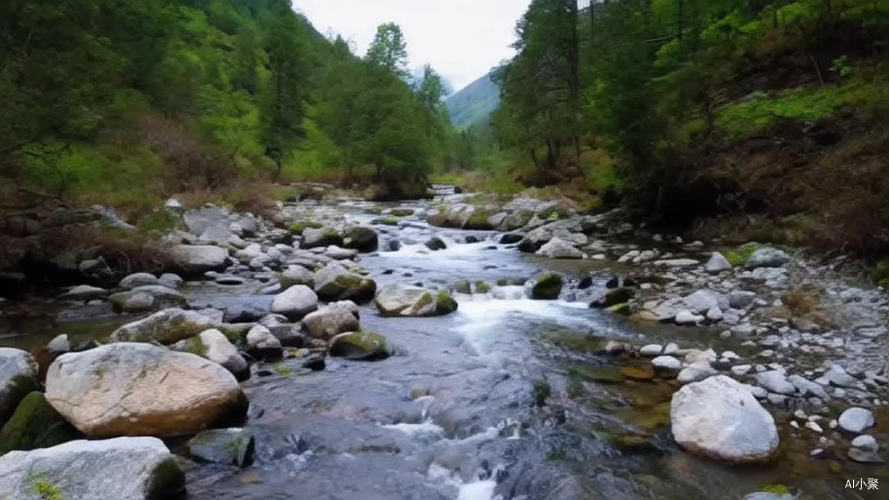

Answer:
[292,0,533,92]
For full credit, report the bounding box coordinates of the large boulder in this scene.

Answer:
[45,343,247,437]
[168,244,229,273]
[531,272,563,300]
[0,348,38,424]
[343,226,379,252]
[302,227,342,248]
[0,392,82,453]
[838,407,875,434]
[270,285,318,320]
[671,375,779,463]
[0,437,185,500]
[313,263,377,303]
[110,308,219,345]
[329,332,389,360]
[374,284,458,317]
[744,246,790,269]
[302,303,360,340]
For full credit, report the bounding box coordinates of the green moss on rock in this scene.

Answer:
[146,457,186,500]
[454,281,471,294]
[532,272,563,300]
[435,291,458,315]
[464,209,493,230]
[474,281,491,294]
[0,392,82,453]
[329,332,389,360]
[288,221,323,235]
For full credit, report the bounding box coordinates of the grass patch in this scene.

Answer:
[532,379,551,407]
[716,81,876,138]
[721,242,762,267]
[29,475,63,500]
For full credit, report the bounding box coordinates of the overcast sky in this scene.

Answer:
[292,0,533,93]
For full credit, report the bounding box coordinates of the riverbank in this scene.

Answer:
[0,187,886,499]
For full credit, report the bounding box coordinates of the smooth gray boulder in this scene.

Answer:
[119,272,159,289]
[838,407,875,434]
[0,349,39,424]
[705,252,732,273]
[302,304,360,340]
[671,375,779,463]
[193,329,248,380]
[302,227,342,248]
[168,244,228,273]
[270,285,318,320]
[342,226,378,252]
[744,246,790,269]
[755,370,796,395]
[45,343,246,437]
[0,437,185,500]
[246,325,282,357]
[279,265,315,288]
[111,308,218,345]
[109,285,186,312]
[535,237,582,259]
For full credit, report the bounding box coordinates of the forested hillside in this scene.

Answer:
[445,72,500,130]
[477,0,889,256]
[0,0,453,212]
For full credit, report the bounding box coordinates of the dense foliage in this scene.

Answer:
[0,0,453,208]
[485,0,889,252]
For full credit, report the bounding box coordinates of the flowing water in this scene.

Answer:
[1,199,885,500]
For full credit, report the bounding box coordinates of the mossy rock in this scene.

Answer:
[0,392,82,453]
[606,303,631,315]
[329,332,389,360]
[373,216,401,226]
[603,287,635,307]
[1,373,39,423]
[454,281,471,294]
[147,457,186,499]
[289,221,323,235]
[464,209,493,230]
[722,242,762,267]
[532,272,563,299]
[389,208,414,217]
[435,291,458,315]
[504,211,534,230]
[474,281,491,294]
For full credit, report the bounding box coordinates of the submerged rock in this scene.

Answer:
[0,437,185,500]
[671,375,779,463]
[45,343,246,437]
[374,284,458,317]
[329,332,389,360]
[0,348,39,424]
[186,428,254,467]
[110,308,218,345]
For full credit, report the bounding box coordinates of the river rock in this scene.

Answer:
[195,329,248,380]
[425,236,447,250]
[729,291,757,309]
[246,325,283,358]
[838,407,875,434]
[788,374,829,399]
[848,434,881,463]
[671,375,779,463]
[119,272,159,289]
[375,284,458,317]
[677,362,718,384]
[0,392,81,453]
[313,263,377,303]
[675,310,704,325]
[755,370,796,395]
[744,247,790,269]
[1,348,39,424]
[0,437,185,499]
[270,285,318,320]
[45,343,246,437]
[109,285,186,312]
[705,252,732,273]
[59,285,108,301]
[46,334,71,354]
[186,428,254,467]
[302,227,342,248]
[168,244,229,273]
[301,304,360,340]
[111,308,219,344]
[531,272,563,299]
[343,226,378,252]
[652,356,682,374]
[500,233,523,244]
[279,265,315,288]
[329,332,389,360]
[535,237,582,259]
[684,290,720,314]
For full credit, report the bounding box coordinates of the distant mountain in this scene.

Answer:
[446,72,500,130]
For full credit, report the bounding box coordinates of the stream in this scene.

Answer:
[1,197,886,500]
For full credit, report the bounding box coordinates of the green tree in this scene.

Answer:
[365,23,409,79]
